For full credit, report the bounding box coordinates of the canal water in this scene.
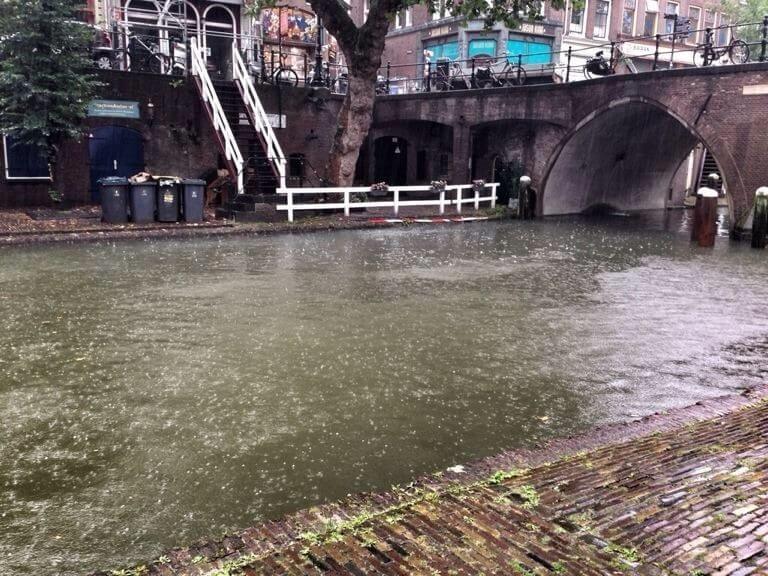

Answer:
[1,212,767,575]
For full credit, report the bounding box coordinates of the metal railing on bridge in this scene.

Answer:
[92,15,768,94]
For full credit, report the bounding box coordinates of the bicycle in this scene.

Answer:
[472,53,526,88]
[432,59,471,91]
[693,28,749,66]
[264,53,299,87]
[583,50,615,79]
[108,26,185,75]
[582,48,638,79]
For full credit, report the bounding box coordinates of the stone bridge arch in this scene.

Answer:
[540,96,736,222]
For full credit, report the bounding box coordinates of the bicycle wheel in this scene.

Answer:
[728,39,750,64]
[692,45,709,67]
[583,64,593,79]
[502,66,526,86]
[94,54,113,70]
[275,68,299,87]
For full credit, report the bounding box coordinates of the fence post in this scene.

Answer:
[474,186,480,210]
[705,28,713,66]
[287,189,294,223]
[393,189,400,216]
[439,189,445,214]
[426,69,432,92]
[517,54,523,84]
[609,41,616,69]
[761,16,768,62]
[566,46,572,83]
[491,184,497,208]
[386,61,391,92]
[653,34,661,70]
[303,53,308,85]
[456,187,462,214]
[471,58,476,87]
[344,190,350,217]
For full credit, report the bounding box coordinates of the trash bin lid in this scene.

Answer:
[99,176,129,186]
[130,180,157,188]
[182,179,207,185]
[158,178,180,187]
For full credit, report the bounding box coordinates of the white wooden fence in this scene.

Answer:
[277,183,499,222]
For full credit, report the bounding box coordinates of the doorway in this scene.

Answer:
[374,137,408,186]
[89,126,145,202]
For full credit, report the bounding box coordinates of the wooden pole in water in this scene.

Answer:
[518,175,533,219]
[692,174,720,246]
[752,187,768,249]
[695,188,719,247]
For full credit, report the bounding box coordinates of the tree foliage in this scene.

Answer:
[722,0,768,49]
[0,0,101,160]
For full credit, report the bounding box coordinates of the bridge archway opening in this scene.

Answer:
[542,99,729,217]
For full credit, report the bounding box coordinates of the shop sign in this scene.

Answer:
[87,100,140,119]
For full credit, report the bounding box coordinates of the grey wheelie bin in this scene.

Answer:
[157,179,180,222]
[99,177,129,223]
[129,181,157,223]
[181,179,206,222]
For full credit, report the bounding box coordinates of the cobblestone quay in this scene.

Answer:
[101,385,768,576]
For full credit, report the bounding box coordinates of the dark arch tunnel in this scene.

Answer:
[542,101,724,216]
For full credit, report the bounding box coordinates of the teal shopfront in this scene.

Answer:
[506,36,553,65]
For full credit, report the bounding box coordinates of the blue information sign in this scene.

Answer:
[87,100,141,119]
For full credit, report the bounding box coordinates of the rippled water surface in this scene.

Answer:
[1,212,767,575]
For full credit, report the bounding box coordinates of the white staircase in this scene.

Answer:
[189,37,245,195]
[231,42,287,189]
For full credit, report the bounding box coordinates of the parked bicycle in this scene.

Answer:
[264,53,299,87]
[473,53,526,87]
[432,59,471,91]
[693,28,749,66]
[583,50,615,78]
[103,26,185,75]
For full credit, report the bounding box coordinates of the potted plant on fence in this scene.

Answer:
[430,180,447,194]
[369,181,389,197]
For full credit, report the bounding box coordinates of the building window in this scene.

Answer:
[664,1,679,36]
[643,0,658,36]
[718,14,730,45]
[506,37,552,64]
[569,0,585,34]
[425,38,460,63]
[395,7,412,28]
[432,0,451,20]
[594,0,610,38]
[688,6,700,43]
[622,0,636,34]
[3,134,50,180]
[704,9,714,29]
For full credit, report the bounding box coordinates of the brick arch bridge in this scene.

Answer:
[371,63,768,229]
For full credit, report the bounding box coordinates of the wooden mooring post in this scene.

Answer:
[692,185,719,248]
[518,175,536,220]
[752,187,768,249]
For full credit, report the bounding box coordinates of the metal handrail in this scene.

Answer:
[232,42,287,189]
[189,37,244,195]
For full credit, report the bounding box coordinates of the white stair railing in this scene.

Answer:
[190,37,244,195]
[232,42,287,189]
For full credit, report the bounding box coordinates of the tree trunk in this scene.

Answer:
[326,73,377,186]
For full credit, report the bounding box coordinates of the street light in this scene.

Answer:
[310,17,325,86]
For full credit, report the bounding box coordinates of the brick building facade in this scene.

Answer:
[559,0,737,80]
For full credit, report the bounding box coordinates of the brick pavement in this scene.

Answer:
[98,386,768,576]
